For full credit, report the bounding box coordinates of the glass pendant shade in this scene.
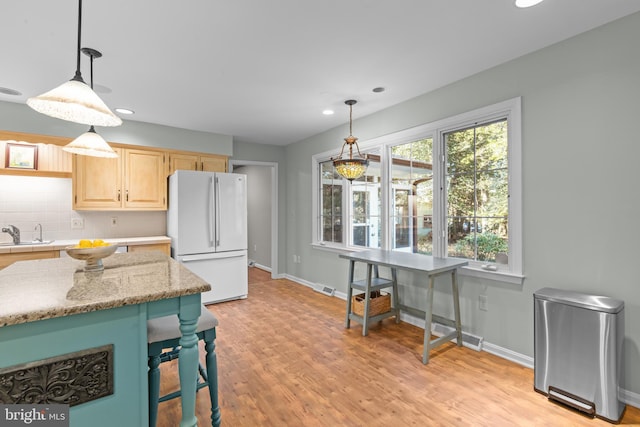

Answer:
[26,0,122,127]
[27,79,122,127]
[334,158,369,181]
[63,126,118,158]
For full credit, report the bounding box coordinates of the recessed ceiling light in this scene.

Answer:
[0,87,22,96]
[515,0,544,8]
[372,87,385,93]
[322,109,334,115]
[115,108,135,115]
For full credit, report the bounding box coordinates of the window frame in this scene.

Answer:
[311,97,523,284]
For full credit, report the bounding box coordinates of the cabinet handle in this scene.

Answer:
[195,161,198,170]
[200,161,204,171]
[126,190,129,202]
[117,190,121,201]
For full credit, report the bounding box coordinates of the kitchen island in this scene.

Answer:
[0,251,211,427]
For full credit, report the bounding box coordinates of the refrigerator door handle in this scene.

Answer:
[215,176,221,247]
[209,176,215,246]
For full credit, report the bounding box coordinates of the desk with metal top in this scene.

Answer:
[340,249,468,364]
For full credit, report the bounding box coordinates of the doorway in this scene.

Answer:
[229,161,279,279]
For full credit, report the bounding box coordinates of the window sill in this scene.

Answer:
[312,243,525,285]
[311,242,361,255]
[458,265,525,285]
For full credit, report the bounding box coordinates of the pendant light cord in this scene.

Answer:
[73,0,84,82]
[87,48,95,133]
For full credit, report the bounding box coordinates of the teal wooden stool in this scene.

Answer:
[147,305,221,427]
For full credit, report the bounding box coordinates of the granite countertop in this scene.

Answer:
[0,251,210,327]
[0,235,171,254]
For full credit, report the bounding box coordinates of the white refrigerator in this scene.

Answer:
[167,170,248,304]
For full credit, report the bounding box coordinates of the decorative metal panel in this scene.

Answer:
[0,344,113,406]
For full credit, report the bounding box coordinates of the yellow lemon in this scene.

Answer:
[92,239,105,247]
[78,239,92,248]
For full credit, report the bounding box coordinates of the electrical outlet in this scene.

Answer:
[296,255,301,264]
[292,254,297,263]
[479,295,488,311]
[254,244,257,251]
[111,217,118,227]
[71,218,84,229]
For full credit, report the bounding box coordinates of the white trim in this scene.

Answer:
[483,342,534,369]
[229,159,279,279]
[459,265,525,286]
[252,262,271,273]
[312,97,523,278]
[621,389,640,410]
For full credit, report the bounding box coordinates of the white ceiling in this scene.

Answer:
[2,1,640,146]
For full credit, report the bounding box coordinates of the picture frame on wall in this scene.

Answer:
[5,143,38,170]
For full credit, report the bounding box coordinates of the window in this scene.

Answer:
[350,153,381,248]
[319,160,342,244]
[390,138,433,255]
[445,120,509,264]
[312,98,522,283]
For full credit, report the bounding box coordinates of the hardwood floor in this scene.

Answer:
[156,267,640,426]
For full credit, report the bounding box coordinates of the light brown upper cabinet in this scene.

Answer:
[167,152,227,175]
[73,148,167,210]
[0,131,72,178]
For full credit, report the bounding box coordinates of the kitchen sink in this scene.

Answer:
[0,240,55,246]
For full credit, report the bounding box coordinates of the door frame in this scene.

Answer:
[229,160,280,279]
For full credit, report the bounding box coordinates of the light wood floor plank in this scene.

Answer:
[156,267,640,426]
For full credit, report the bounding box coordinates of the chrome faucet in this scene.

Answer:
[1,225,20,245]
[34,223,43,243]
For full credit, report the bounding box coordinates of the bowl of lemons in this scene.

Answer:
[65,239,118,271]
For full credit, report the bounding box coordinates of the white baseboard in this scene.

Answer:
[621,388,640,410]
[283,274,638,409]
[253,262,271,272]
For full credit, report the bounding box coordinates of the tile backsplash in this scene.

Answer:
[0,175,166,244]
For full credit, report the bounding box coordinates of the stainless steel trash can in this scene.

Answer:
[534,287,625,423]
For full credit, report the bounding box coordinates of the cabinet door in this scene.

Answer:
[73,148,123,209]
[200,154,227,172]
[124,149,166,210]
[168,153,198,175]
[127,243,171,256]
[0,251,59,270]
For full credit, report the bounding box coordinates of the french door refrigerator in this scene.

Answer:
[167,170,248,304]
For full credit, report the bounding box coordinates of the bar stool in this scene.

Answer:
[147,305,221,427]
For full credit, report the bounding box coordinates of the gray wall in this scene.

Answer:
[234,165,272,269]
[0,102,233,155]
[283,11,640,396]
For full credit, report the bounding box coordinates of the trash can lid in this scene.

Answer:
[534,287,624,313]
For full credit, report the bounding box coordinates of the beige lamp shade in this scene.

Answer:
[27,79,122,127]
[63,126,118,158]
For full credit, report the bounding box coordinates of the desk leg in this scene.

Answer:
[178,309,200,427]
[345,260,355,329]
[452,270,463,347]
[422,275,435,364]
[391,268,400,324]
[362,263,373,336]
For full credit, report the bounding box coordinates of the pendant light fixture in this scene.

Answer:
[332,100,369,181]
[63,48,118,158]
[26,0,122,127]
